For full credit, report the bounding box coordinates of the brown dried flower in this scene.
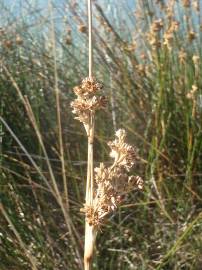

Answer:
[81,77,103,96]
[151,19,163,32]
[188,31,196,42]
[16,35,23,45]
[192,55,200,65]
[128,175,144,190]
[182,0,190,8]
[65,37,72,45]
[108,129,138,170]
[178,49,187,64]
[163,31,174,50]
[147,20,163,50]
[71,77,106,132]
[0,27,5,36]
[186,85,198,100]
[78,24,87,34]
[193,1,200,12]
[82,129,143,227]
[3,40,13,49]
[170,20,180,32]
[71,98,90,124]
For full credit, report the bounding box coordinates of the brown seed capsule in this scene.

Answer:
[16,35,23,45]
[3,40,13,49]
[182,0,190,8]
[188,31,196,42]
[78,24,87,34]
[0,27,5,36]
[65,37,72,45]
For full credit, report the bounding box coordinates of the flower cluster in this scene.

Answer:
[186,84,198,100]
[71,77,107,133]
[82,129,143,227]
[163,20,180,50]
[108,129,138,170]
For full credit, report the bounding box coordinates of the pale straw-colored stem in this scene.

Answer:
[90,113,95,205]
[84,223,96,270]
[49,0,69,213]
[85,116,96,270]
[84,1,96,269]
[88,0,93,78]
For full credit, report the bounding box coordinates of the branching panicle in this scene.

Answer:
[71,77,107,131]
[81,129,143,227]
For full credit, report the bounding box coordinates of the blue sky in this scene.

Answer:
[0,0,136,36]
[0,0,135,15]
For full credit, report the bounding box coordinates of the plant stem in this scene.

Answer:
[84,220,96,270]
[84,2,96,268]
[88,0,93,78]
[49,0,69,212]
[84,113,96,270]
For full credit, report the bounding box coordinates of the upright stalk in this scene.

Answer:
[84,1,96,269]
[88,0,93,78]
[71,2,142,269]
[49,0,69,212]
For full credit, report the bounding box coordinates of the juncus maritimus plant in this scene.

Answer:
[71,1,143,269]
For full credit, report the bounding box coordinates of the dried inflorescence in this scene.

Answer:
[82,129,143,227]
[108,129,138,170]
[71,77,107,133]
[151,19,164,33]
[78,24,87,34]
[163,20,180,50]
[188,31,196,42]
[178,49,187,64]
[182,0,190,8]
[186,84,198,100]
[147,23,162,50]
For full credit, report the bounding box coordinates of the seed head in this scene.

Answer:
[81,77,103,96]
[82,129,143,227]
[71,77,106,132]
[78,24,87,34]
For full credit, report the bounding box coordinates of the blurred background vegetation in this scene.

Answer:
[0,0,202,269]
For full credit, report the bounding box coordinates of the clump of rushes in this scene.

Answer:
[71,1,143,269]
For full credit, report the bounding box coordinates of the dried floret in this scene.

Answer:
[82,129,143,227]
[71,77,107,134]
[81,77,102,96]
[108,129,138,170]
